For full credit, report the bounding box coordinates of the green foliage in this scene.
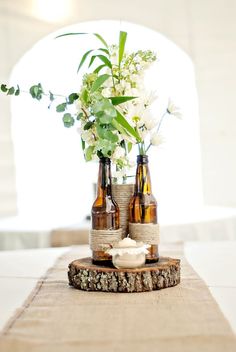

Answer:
[29,83,43,100]
[63,113,74,128]
[108,96,137,105]
[85,145,95,161]
[56,102,67,112]
[91,74,110,93]
[118,31,127,67]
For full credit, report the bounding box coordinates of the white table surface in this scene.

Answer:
[0,242,236,334]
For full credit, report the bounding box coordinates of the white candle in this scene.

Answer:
[106,238,149,269]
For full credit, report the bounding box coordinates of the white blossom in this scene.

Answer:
[167,99,182,118]
[150,133,164,146]
[112,146,125,160]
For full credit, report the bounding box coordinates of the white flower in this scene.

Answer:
[150,133,164,146]
[167,99,182,119]
[143,110,159,130]
[102,88,112,98]
[112,146,125,160]
[80,130,95,145]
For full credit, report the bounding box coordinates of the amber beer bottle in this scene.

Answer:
[129,155,159,263]
[91,157,120,265]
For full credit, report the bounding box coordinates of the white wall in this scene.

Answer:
[0,0,236,216]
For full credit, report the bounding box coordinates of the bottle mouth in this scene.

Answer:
[99,157,111,164]
[137,155,149,163]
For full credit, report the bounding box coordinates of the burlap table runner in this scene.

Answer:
[0,245,236,352]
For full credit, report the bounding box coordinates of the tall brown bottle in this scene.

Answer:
[129,155,159,263]
[91,157,120,265]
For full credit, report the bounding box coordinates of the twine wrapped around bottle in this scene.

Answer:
[112,183,134,237]
[89,228,123,251]
[129,223,160,245]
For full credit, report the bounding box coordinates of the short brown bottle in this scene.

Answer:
[91,157,120,265]
[129,155,159,263]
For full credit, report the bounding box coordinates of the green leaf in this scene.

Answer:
[108,96,137,106]
[91,74,110,93]
[93,64,106,74]
[111,118,128,136]
[55,32,87,39]
[98,48,109,55]
[85,145,95,161]
[77,49,94,72]
[115,109,141,142]
[7,87,15,95]
[127,142,133,153]
[88,55,97,68]
[56,102,67,112]
[15,85,20,96]
[80,88,89,104]
[96,125,119,143]
[84,121,93,130]
[77,112,83,120]
[97,55,112,68]
[49,91,54,101]
[68,93,79,104]
[93,33,108,48]
[119,31,127,66]
[81,138,85,151]
[29,83,43,100]
[1,84,8,92]
[62,113,74,128]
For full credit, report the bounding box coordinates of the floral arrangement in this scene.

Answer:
[0,31,181,182]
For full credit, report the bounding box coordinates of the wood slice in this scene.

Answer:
[68,257,180,293]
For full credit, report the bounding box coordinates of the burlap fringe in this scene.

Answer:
[129,223,160,245]
[89,228,123,251]
[112,184,134,237]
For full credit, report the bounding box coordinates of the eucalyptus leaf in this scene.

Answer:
[91,74,110,93]
[68,92,79,104]
[77,112,83,120]
[15,85,20,96]
[56,102,67,112]
[84,121,94,130]
[85,145,95,161]
[81,138,85,151]
[7,87,15,95]
[1,84,8,92]
[49,91,54,101]
[119,31,127,66]
[63,113,74,128]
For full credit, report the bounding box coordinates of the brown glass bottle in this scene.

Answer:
[129,155,159,263]
[91,157,120,265]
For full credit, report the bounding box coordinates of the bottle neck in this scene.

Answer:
[135,155,152,194]
[96,157,112,198]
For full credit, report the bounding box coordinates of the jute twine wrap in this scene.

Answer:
[89,228,123,251]
[129,223,160,245]
[112,184,134,237]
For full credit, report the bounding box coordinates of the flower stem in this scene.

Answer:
[145,110,168,153]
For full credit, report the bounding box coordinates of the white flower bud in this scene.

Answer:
[150,133,164,146]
